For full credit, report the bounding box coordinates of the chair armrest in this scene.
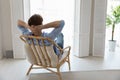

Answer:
[59,46,71,63]
[62,46,71,51]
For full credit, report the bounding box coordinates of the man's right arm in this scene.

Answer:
[17,20,30,35]
[17,20,29,28]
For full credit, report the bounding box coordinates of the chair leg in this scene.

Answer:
[68,56,71,71]
[26,64,33,75]
[57,68,62,80]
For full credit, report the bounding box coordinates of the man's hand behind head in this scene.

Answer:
[29,25,42,36]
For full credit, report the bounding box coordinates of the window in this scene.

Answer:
[30,0,74,47]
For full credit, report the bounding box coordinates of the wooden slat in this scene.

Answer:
[42,39,52,67]
[36,39,47,67]
[30,39,41,65]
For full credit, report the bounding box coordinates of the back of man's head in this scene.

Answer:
[28,14,43,26]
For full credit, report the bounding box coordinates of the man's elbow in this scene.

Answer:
[59,20,65,27]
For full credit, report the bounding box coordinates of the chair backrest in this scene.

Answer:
[20,35,62,67]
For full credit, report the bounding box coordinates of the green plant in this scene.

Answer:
[106,5,120,41]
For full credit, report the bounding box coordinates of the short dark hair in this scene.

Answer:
[28,14,43,26]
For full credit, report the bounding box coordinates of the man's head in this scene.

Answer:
[28,14,43,26]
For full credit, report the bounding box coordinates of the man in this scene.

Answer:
[17,14,64,56]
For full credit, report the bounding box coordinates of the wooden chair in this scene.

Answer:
[20,35,71,80]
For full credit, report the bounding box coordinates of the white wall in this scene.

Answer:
[0,0,27,59]
[10,0,26,59]
[0,1,3,59]
[74,0,92,57]
[73,0,81,56]
[0,0,30,59]
[0,0,13,58]
[74,0,107,57]
[92,0,107,56]
[0,23,2,59]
